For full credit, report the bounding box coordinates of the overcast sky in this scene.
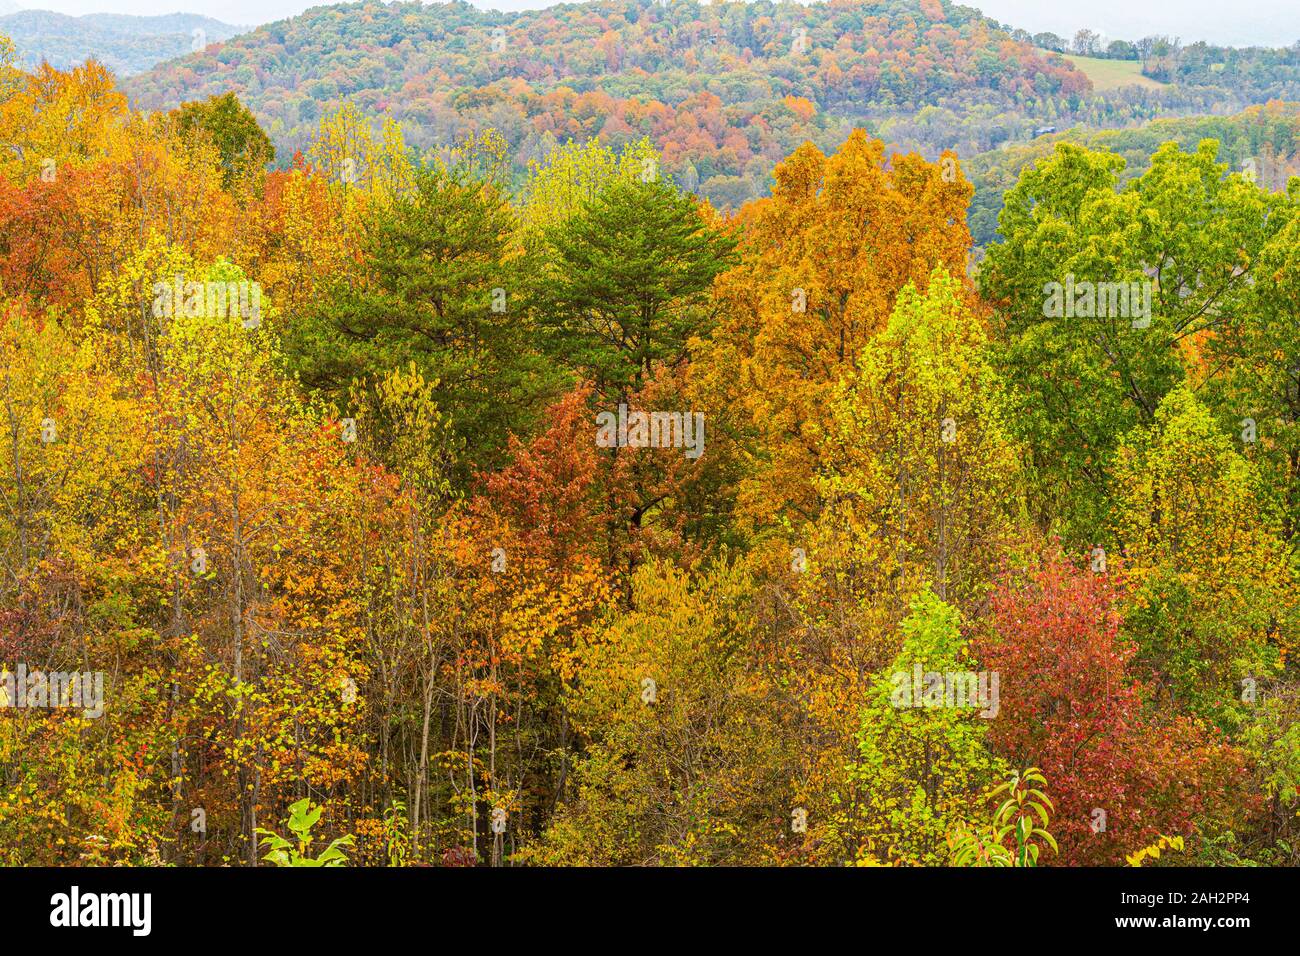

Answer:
[4,0,1298,47]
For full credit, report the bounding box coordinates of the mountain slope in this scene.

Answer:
[123,0,1100,205]
[966,101,1300,247]
[1,9,247,77]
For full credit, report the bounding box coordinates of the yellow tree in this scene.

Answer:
[518,135,660,240]
[694,130,973,528]
[0,60,129,184]
[524,558,794,866]
[768,268,1026,862]
[145,261,371,863]
[0,301,161,864]
[1113,385,1298,719]
[817,267,1024,614]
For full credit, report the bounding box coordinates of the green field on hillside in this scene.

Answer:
[1062,53,1169,91]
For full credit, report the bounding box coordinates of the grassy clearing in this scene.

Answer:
[1059,53,1169,91]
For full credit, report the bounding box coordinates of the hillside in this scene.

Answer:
[1060,53,1167,92]
[1,9,247,76]
[964,101,1300,246]
[123,0,1108,206]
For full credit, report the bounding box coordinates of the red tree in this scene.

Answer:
[977,549,1248,864]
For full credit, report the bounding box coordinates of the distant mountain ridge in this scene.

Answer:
[120,0,1300,209]
[122,0,1103,206]
[1,9,248,76]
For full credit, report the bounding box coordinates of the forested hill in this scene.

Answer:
[965,102,1300,246]
[122,0,1100,206]
[1,10,246,76]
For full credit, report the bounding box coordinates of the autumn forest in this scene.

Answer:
[3,0,1300,877]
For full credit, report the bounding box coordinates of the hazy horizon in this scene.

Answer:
[1,0,1297,48]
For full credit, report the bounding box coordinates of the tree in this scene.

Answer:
[978,548,1244,864]
[817,267,1024,616]
[531,176,736,400]
[524,559,792,865]
[518,136,659,238]
[980,139,1285,545]
[1201,190,1300,540]
[1073,30,1101,57]
[839,589,1008,865]
[283,157,547,480]
[698,131,973,529]
[172,92,275,189]
[1112,386,1296,720]
[1107,39,1138,61]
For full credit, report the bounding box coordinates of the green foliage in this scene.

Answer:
[383,800,410,868]
[256,799,355,867]
[842,590,1009,865]
[967,105,1300,245]
[948,768,1059,867]
[531,176,736,398]
[980,137,1290,546]
[172,92,275,188]
[283,158,550,479]
[819,268,1025,613]
[519,136,659,237]
[1113,385,1294,719]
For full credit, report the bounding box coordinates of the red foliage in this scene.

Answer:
[440,846,477,867]
[479,384,601,567]
[0,174,87,310]
[976,549,1248,864]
